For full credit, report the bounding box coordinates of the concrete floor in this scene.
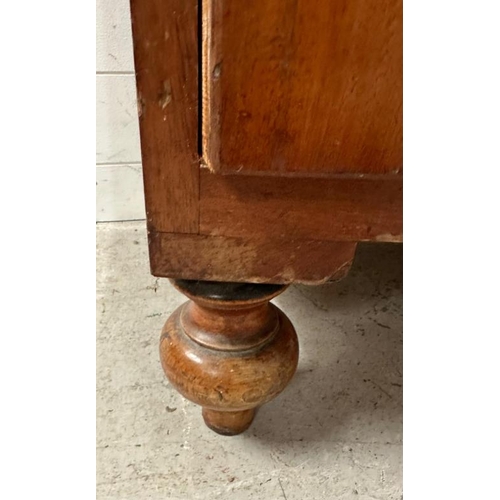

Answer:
[97,222,402,500]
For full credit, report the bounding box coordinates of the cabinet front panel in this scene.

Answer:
[203,0,402,176]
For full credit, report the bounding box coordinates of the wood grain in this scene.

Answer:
[131,0,403,285]
[130,0,199,233]
[149,232,357,284]
[199,172,402,242]
[161,280,299,434]
[203,0,402,176]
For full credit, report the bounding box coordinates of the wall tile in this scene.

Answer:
[96,75,141,164]
[96,165,145,221]
[96,0,135,73]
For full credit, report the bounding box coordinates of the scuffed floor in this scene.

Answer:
[97,221,402,500]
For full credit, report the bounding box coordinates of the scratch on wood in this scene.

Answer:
[374,233,402,242]
[137,93,145,118]
[158,80,172,109]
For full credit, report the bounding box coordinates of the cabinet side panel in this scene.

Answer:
[130,0,199,233]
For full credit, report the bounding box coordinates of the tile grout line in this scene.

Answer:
[96,162,142,167]
[96,71,136,76]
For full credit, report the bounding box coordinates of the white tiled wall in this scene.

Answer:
[96,0,145,221]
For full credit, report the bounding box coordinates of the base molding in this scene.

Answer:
[150,232,357,285]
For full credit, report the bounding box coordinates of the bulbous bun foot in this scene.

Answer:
[159,280,299,435]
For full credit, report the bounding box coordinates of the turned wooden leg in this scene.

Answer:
[160,280,299,435]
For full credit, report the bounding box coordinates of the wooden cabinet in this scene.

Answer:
[130,0,402,435]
